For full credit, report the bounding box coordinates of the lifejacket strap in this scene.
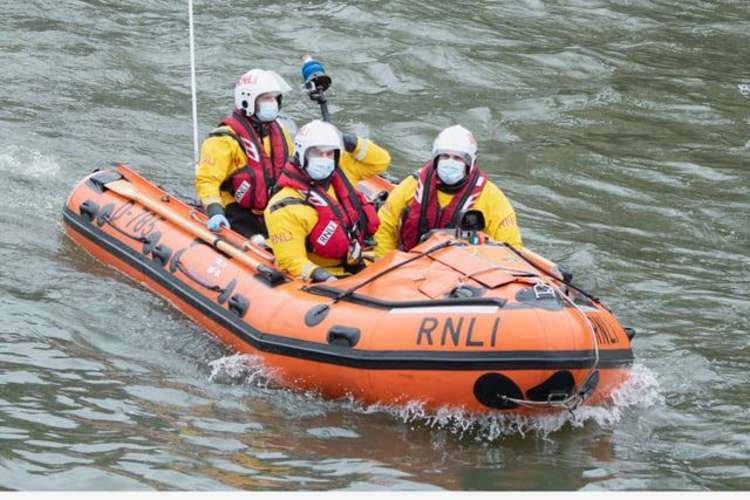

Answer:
[209,129,246,156]
[269,197,310,213]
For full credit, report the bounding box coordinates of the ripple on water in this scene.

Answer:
[123,385,211,408]
[208,352,661,442]
[2,0,749,491]
[3,146,70,213]
[306,427,361,439]
[0,145,61,179]
[188,417,263,434]
[0,407,78,430]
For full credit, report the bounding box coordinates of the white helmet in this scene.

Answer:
[234,68,292,116]
[431,125,478,168]
[294,119,342,166]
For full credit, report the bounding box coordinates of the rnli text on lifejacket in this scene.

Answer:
[416,317,500,347]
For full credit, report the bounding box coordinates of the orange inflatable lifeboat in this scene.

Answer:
[62,165,634,415]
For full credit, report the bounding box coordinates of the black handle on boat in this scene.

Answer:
[301,55,332,122]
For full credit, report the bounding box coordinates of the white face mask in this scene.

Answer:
[436,158,466,185]
[306,156,335,181]
[256,99,279,122]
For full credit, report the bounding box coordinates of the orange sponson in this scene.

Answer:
[62,165,633,415]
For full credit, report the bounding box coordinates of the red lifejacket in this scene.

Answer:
[274,163,380,260]
[214,110,289,211]
[399,161,488,251]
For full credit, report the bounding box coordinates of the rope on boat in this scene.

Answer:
[498,280,601,414]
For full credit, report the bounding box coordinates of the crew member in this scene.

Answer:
[264,120,391,281]
[195,68,294,236]
[374,125,522,257]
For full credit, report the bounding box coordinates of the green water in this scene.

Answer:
[0,0,748,491]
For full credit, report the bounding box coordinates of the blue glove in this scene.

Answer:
[311,267,337,283]
[207,214,230,232]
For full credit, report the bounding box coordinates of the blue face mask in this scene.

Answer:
[256,99,279,122]
[306,156,335,181]
[437,158,466,185]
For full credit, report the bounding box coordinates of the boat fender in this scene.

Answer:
[473,373,523,410]
[304,304,330,327]
[228,294,249,318]
[150,244,173,267]
[79,200,100,223]
[327,326,361,348]
[217,278,237,304]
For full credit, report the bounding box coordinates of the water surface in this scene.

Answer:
[1,0,749,491]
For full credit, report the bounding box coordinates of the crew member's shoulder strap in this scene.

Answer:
[447,167,482,227]
[209,127,246,155]
[268,196,311,213]
[269,120,290,160]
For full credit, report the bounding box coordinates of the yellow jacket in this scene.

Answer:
[264,138,391,279]
[374,173,523,258]
[195,122,294,212]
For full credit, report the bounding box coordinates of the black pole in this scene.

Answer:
[315,90,331,122]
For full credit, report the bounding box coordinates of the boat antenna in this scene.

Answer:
[188,0,199,171]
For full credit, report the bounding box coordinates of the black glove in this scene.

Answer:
[557,265,573,284]
[342,133,358,153]
[205,202,225,218]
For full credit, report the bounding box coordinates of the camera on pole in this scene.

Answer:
[301,55,332,122]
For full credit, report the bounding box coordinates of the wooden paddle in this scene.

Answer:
[104,179,276,274]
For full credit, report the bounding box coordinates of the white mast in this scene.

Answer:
[188,0,199,171]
